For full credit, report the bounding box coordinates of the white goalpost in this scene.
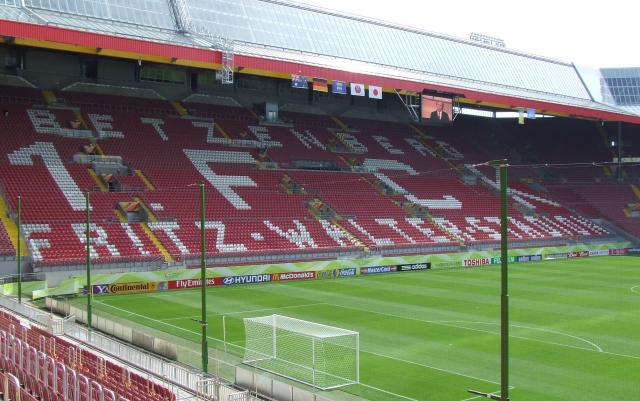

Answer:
[242,314,359,390]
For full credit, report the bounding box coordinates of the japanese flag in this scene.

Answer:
[351,83,365,96]
[369,85,382,99]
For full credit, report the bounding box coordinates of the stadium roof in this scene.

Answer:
[1,0,639,123]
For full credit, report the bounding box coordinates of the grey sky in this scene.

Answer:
[293,0,639,68]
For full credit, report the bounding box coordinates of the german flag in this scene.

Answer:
[313,77,328,92]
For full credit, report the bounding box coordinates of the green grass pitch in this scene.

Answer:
[73,257,639,401]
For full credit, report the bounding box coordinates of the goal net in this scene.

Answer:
[242,314,359,390]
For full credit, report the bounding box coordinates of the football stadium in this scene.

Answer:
[0,1,638,401]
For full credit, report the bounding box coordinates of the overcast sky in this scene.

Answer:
[294,0,639,69]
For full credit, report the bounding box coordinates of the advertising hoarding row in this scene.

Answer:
[85,246,630,296]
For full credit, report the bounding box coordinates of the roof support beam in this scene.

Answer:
[395,90,420,122]
[168,0,192,33]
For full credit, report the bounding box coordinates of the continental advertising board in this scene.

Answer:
[85,281,165,295]
[109,281,164,295]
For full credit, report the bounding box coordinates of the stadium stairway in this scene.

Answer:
[133,197,158,222]
[0,194,24,256]
[73,110,90,129]
[171,101,188,117]
[135,170,156,191]
[88,168,109,192]
[93,143,105,156]
[332,219,368,250]
[41,90,57,106]
[128,196,175,263]
[140,222,174,263]
[114,208,128,223]
[214,122,232,139]
[407,123,424,136]
[331,116,349,131]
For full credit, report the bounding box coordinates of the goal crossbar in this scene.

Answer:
[249,314,358,338]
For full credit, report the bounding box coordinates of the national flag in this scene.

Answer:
[369,85,383,99]
[527,108,536,119]
[332,80,347,95]
[351,83,365,96]
[291,74,308,89]
[312,77,328,92]
[518,108,525,125]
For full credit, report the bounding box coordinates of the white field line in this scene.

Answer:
[363,349,501,386]
[94,300,227,345]
[97,296,640,361]
[631,285,640,295]
[222,302,327,316]
[330,304,640,360]
[432,321,603,352]
[358,382,419,401]
[93,301,500,386]
[159,302,327,321]
[458,389,512,401]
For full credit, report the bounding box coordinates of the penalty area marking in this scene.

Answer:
[329,304,614,355]
[430,320,603,353]
[222,302,327,316]
[631,285,640,295]
[358,383,419,401]
[160,302,327,322]
[458,388,514,401]
[363,349,501,386]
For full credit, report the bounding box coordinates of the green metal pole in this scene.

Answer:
[497,160,510,401]
[86,191,92,333]
[469,160,510,401]
[200,183,208,373]
[17,196,21,303]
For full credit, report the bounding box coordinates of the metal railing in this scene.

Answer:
[0,295,247,401]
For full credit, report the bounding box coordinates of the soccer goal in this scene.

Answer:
[242,315,359,390]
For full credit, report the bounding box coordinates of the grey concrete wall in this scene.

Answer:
[0,259,19,277]
[4,45,413,123]
[20,49,81,89]
[0,45,7,66]
[97,58,192,100]
[97,58,136,85]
